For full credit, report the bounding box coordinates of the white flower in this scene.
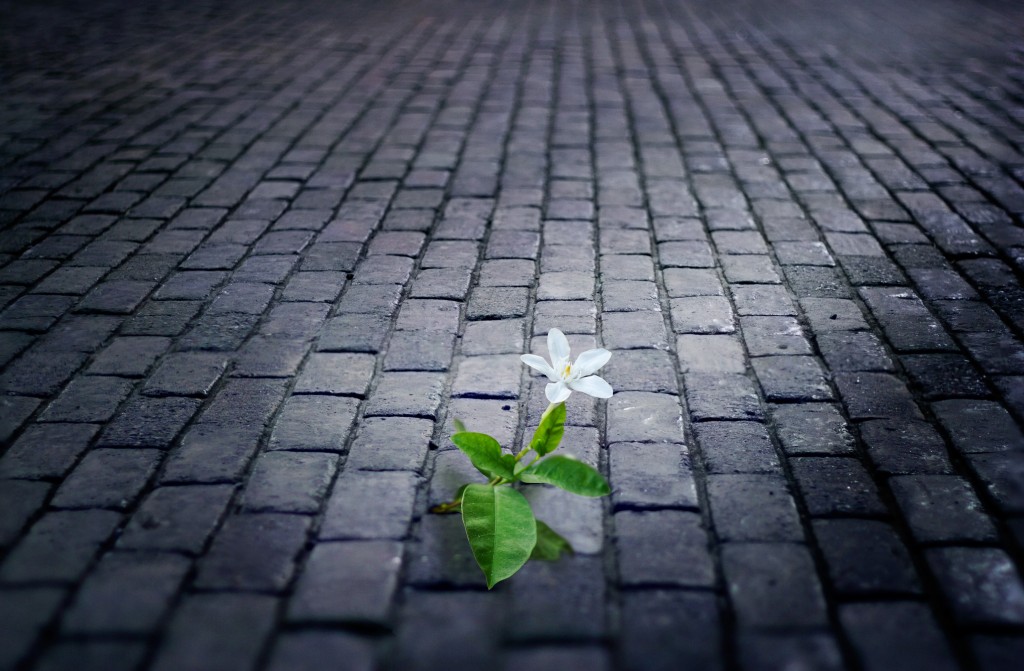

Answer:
[521,328,613,403]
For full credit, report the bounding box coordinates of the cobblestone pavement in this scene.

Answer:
[1,0,1024,669]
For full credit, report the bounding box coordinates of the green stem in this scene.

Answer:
[430,500,461,514]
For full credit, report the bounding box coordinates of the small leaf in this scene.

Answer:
[453,418,467,433]
[529,402,566,457]
[462,484,537,589]
[520,455,611,497]
[500,453,517,474]
[451,432,515,480]
[531,520,575,561]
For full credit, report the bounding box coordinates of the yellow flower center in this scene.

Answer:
[563,363,572,378]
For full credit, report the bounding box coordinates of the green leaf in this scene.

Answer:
[500,453,517,473]
[529,402,566,457]
[452,418,467,433]
[520,455,611,497]
[451,432,515,480]
[531,520,575,561]
[461,484,537,588]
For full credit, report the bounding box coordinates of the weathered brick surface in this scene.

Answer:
[619,590,722,671]
[194,513,311,592]
[840,602,959,671]
[506,556,608,641]
[0,510,121,583]
[615,511,715,587]
[151,594,277,671]
[288,541,403,625]
[2,0,1024,668]
[722,543,829,628]
[61,553,191,635]
[241,451,338,514]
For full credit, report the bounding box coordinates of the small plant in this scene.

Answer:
[432,328,614,588]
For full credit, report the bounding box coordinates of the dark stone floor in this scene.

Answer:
[1,0,1023,669]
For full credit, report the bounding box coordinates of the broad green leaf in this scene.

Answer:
[531,520,575,561]
[452,418,467,433]
[529,402,566,457]
[451,432,515,480]
[462,484,537,588]
[520,455,611,497]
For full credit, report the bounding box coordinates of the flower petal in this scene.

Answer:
[572,348,611,377]
[547,328,570,366]
[521,354,557,381]
[569,375,613,399]
[545,381,572,403]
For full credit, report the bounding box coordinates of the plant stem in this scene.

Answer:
[430,500,461,514]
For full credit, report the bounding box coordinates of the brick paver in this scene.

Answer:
[2,0,1024,669]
